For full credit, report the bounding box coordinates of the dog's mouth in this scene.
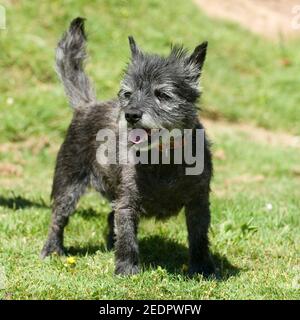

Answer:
[128,128,152,144]
[127,127,185,152]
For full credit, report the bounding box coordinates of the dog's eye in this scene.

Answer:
[154,89,171,101]
[123,91,132,99]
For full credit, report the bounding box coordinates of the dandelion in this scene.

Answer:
[66,256,76,266]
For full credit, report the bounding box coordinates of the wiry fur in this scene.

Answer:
[41,17,215,277]
[55,17,96,108]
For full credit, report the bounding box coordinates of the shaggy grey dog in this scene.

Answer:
[41,17,215,277]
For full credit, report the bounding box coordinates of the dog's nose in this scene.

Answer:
[125,110,142,124]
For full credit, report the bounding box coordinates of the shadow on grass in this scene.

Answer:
[66,243,107,256]
[75,208,101,219]
[66,234,240,280]
[139,235,240,280]
[0,195,48,210]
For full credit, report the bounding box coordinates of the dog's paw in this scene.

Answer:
[40,240,65,259]
[115,261,139,276]
[188,258,216,278]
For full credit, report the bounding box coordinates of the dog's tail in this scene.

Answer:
[55,17,96,109]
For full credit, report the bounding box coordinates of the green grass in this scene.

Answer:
[0,0,299,299]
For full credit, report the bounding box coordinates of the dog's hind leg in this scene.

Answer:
[41,165,89,258]
[185,192,215,277]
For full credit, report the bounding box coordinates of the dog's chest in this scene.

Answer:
[136,165,193,218]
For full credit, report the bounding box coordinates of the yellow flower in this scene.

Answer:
[66,257,76,265]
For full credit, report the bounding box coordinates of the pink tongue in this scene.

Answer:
[128,130,148,144]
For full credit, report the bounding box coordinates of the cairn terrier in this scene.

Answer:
[41,17,215,277]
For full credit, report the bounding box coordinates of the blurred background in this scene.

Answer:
[1,0,300,140]
[0,0,299,299]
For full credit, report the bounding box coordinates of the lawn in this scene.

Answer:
[0,0,299,299]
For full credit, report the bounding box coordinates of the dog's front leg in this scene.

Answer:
[114,206,139,275]
[185,194,215,277]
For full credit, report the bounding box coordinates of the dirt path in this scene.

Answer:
[194,0,300,40]
[203,118,300,149]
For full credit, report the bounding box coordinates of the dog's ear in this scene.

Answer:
[189,41,208,71]
[128,36,141,59]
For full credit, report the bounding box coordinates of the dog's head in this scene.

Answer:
[118,37,207,130]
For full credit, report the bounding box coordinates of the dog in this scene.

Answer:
[41,17,215,277]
